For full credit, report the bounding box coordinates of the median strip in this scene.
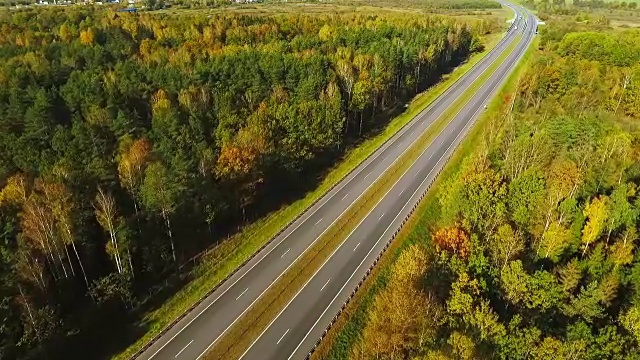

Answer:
[310,33,538,360]
[121,28,506,360]
[201,31,522,360]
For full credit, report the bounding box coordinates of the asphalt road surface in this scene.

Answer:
[136,3,536,360]
[238,7,537,360]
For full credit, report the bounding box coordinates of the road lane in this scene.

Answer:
[238,6,537,360]
[136,4,527,359]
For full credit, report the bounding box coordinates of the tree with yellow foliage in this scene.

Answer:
[79,27,95,46]
[357,245,442,358]
[582,196,609,256]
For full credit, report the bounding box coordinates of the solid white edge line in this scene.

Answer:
[147,66,426,358]
[194,203,348,359]
[196,96,443,359]
[287,114,466,360]
[144,11,524,359]
[237,118,448,360]
[238,124,442,359]
[242,68,486,359]
[243,17,529,360]
[153,63,435,359]
[287,17,534,360]
[174,340,194,359]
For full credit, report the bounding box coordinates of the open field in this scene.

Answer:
[159,2,512,21]
[155,0,510,18]
[541,10,640,28]
[522,0,640,27]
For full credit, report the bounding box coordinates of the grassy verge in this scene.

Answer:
[315,36,539,360]
[115,32,505,360]
[203,33,521,360]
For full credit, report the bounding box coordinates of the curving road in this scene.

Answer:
[136,3,536,360]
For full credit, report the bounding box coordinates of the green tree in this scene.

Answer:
[489,223,524,269]
[141,162,183,262]
[507,169,546,229]
[621,306,640,345]
[604,183,636,244]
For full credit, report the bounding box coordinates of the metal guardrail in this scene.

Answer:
[302,9,534,360]
[130,9,522,360]
[302,84,478,360]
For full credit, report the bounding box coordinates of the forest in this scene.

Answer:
[0,4,503,359]
[343,20,640,360]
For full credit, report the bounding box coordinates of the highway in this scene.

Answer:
[136,3,536,360]
[238,7,537,360]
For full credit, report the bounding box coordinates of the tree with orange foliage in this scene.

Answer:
[216,123,270,219]
[433,226,471,259]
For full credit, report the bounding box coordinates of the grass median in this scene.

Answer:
[314,35,538,360]
[115,32,505,360]
[202,31,522,360]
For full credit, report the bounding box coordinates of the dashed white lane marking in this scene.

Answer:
[277,329,290,345]
[236,288,249,301]
[174,340,194,358]
[400,188,406,196]
[364,172,370,180]
[320,279,331,292]
[315,218,323,226]
[353,243,360,251]
[342,193,349,201]
[379,213,385,221]
[281,248,290,258]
